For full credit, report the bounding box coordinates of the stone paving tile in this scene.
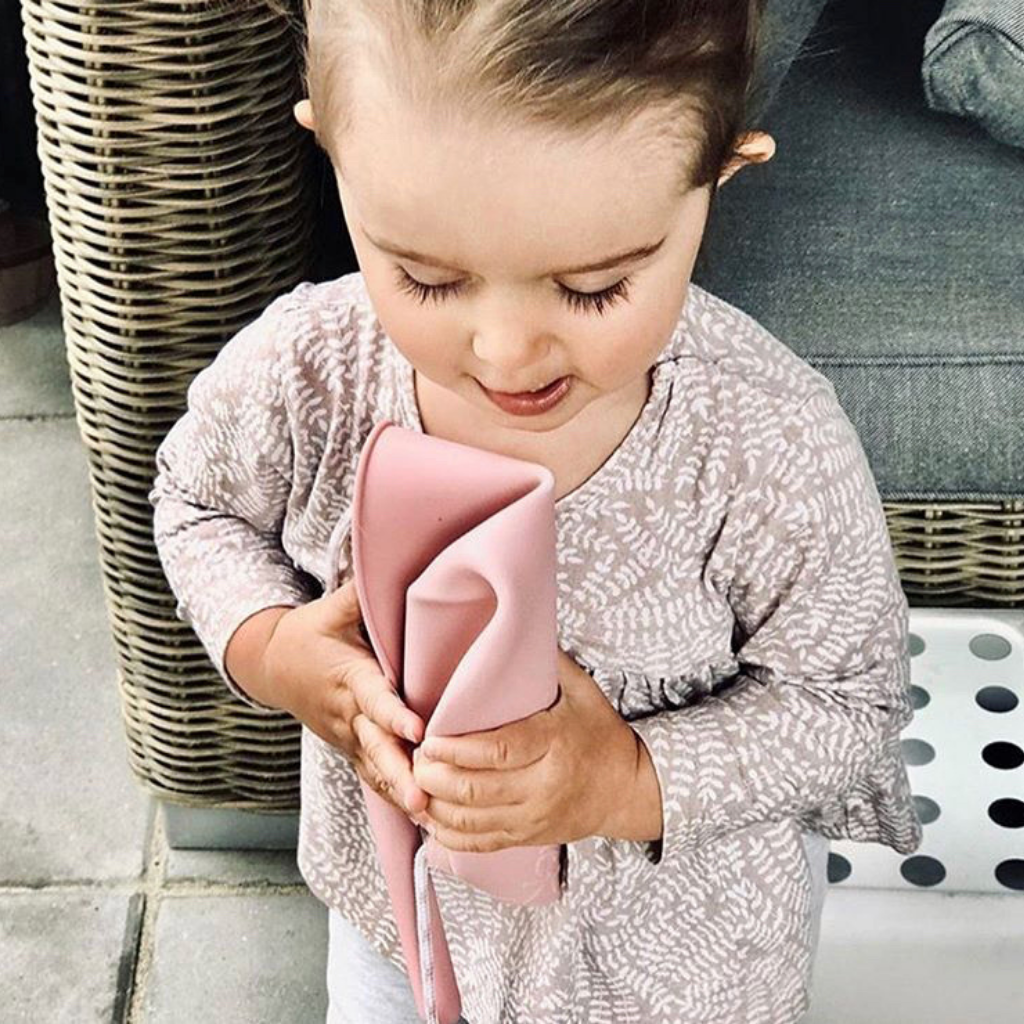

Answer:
[0,288,72,418]
[0,890,141,1024]
[141,892,329,1024]
[0,416,153,885]
[164,846,305,886]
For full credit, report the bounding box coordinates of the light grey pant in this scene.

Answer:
[801,829,831,980]
[325,908,471,1024]
[325,832,830,1023]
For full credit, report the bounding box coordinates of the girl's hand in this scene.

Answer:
[410,648,640,853]
[260,576,431,825]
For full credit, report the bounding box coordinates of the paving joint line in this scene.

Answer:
[123,797,164,1024]
[1,803,310,1022]
[0,412,77,423]
[0,880,309,896]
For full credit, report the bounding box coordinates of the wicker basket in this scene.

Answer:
[889,505,1024,606]
[18,1,1024,822]
[20,0,316,812]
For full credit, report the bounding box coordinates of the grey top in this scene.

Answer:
[149,271,922,1024]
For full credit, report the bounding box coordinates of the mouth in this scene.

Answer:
[477,375,573,415]
[485,378,562,396]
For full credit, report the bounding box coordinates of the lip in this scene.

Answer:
[478,375,573,416]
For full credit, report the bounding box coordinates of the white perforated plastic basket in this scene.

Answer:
[827,607,1024,895]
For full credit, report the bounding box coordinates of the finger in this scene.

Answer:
[425,809,522,853]
[320,575,363,629]
[354,713,427,812]
[348,654,424,743]
[426,795,527,832]
[321,577,380,654]
[421,722,544,770]
[413,753,523,808]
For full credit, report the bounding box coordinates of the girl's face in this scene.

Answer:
[299,67,771,447]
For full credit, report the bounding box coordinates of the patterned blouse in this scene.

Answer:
[149,271,922,1024]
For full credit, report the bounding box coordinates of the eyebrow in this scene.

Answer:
[363,228,667,276]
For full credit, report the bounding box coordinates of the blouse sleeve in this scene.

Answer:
[147,289,322,711]
[628,386,914,869]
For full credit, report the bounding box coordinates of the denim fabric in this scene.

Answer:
[922,0,1024,149]
[692,0,1024,501]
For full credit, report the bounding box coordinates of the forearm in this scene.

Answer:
[151,475,320,710]
[224,605,295,710]
[601,731,664,843]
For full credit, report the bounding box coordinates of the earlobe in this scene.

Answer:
[293,98,316,131]
[746,132,777,165]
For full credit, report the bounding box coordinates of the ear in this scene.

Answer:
[293,98,316,132]
[717,131,776,187]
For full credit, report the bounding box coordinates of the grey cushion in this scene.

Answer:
[692,0,1024,502]
[922,0,1024,149]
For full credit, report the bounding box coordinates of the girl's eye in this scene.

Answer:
[394,267,465,306]
[557,276,632,316]
[393,266,632,316]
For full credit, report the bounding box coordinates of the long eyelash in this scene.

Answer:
[394,267,463,306]
[557,277,631,315]
[394,266,632,315]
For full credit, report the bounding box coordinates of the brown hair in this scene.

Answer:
[265,0,764,200]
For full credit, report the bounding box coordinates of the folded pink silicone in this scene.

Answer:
[349,419,564,1024]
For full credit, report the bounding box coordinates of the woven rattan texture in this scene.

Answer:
[890,504,1024,606]
[20,0,317,809]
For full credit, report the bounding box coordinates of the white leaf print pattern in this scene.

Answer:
[150,272,922,1024]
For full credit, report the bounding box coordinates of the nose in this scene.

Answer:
[471,319,554,383]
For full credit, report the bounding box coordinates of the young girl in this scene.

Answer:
[149,1,923,1022]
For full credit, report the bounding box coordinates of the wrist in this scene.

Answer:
[601,729,664,843]
[224,605,295,709]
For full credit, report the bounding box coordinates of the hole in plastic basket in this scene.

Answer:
[909,684,930,710]
[982,741,1024,770]
[994,859,1024,891]
[908,633,926,657]
[901,738,935,766]
[988,798,1024,829]
[900,855,946,887]
[827,852,852,883]
[913,794,940,824]
[976,685,1019,713]
[969,633,1013,661]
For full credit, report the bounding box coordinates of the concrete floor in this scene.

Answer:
[3,288,1022,1024]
